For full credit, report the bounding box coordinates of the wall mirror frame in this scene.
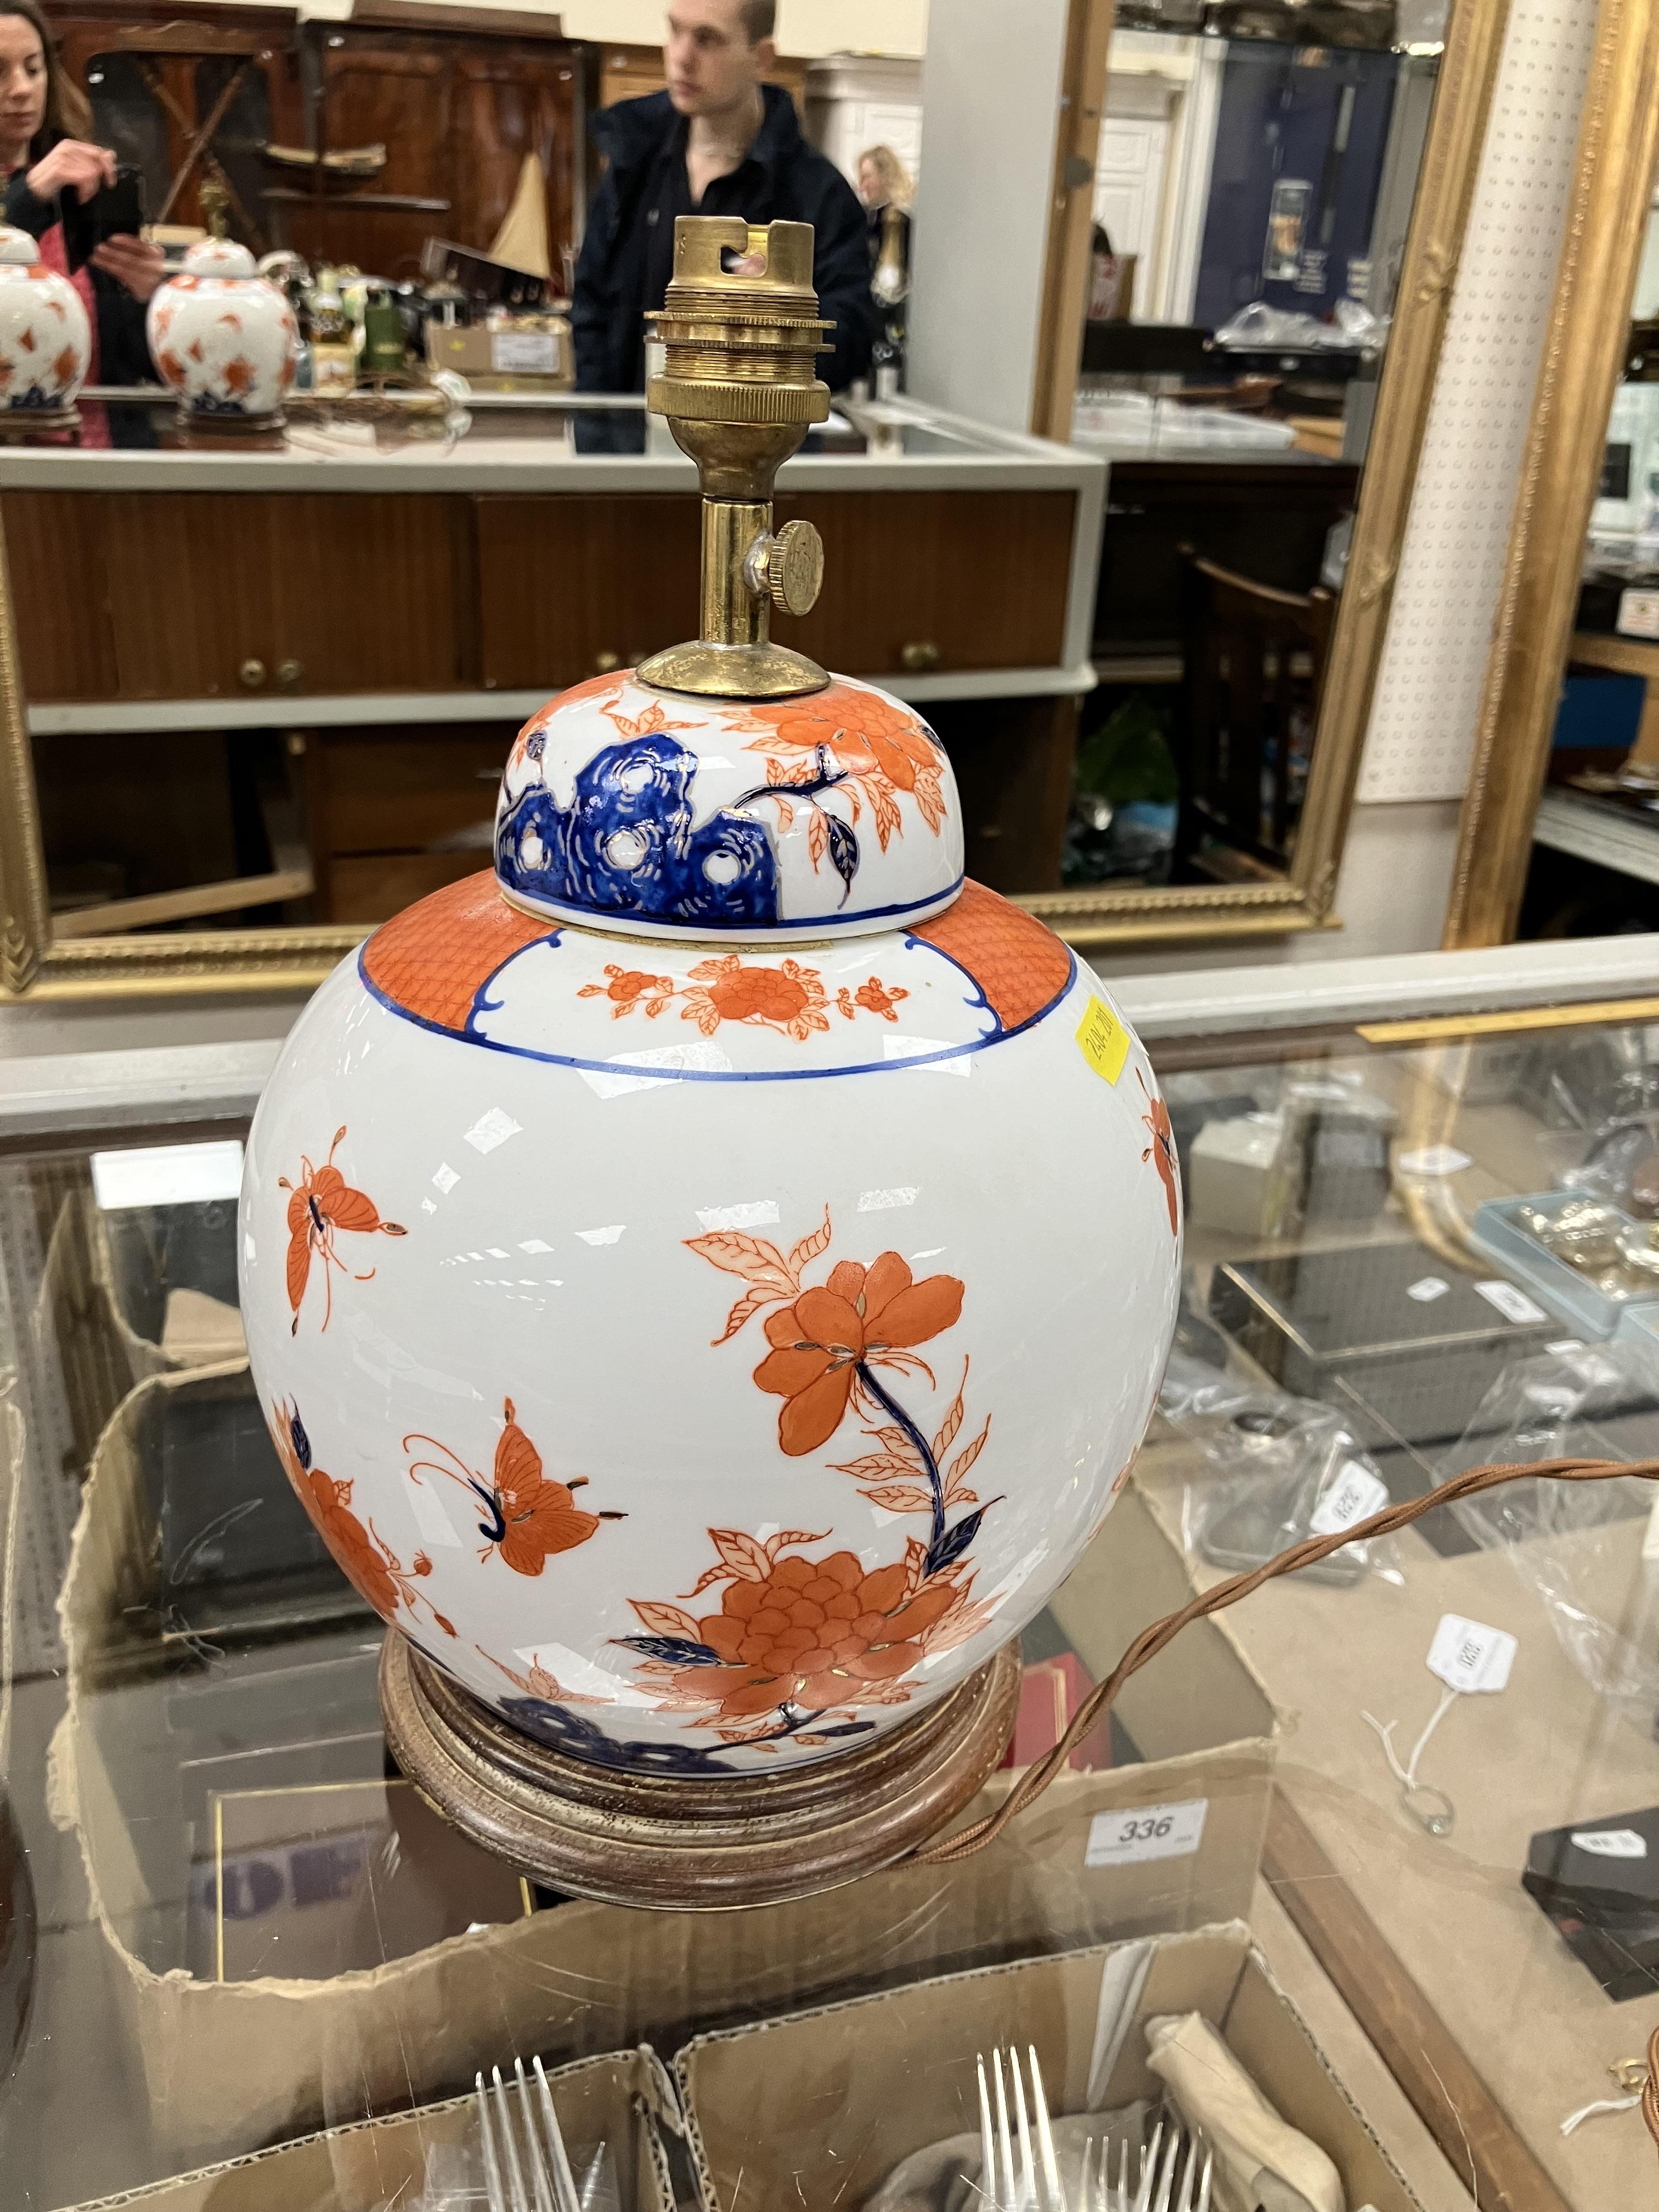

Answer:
[1443,0,1659,947]
[0,0,1509,1000]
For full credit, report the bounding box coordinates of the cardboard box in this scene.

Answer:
[54,1365,1283,2167]
[60,2047,678,2210]
[424,318,573,388]
[674,1922,1425,2212]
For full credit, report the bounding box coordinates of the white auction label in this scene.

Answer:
[1086,1798,1208,1869]
[1310,1461,1390,1537]
[1396,1145,1472,1177]
[1407,1276,1449,1304]
[1571,1827,1647,1859]
[1426,1613,1517,1695]
[1473,1278,1548,1327]
[1619,588,1659,639]
[492,329,560,372]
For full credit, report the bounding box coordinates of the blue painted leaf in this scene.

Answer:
[814,1720,877,1739]
[924,1506,987,1578]
[825,813,859,904]
[615,1634,727,1667]
[289,1409,312,1471]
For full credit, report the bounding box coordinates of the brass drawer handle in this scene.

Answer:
[275,657,304,692]
[239,657,267,691]
[594,650,622,674]
[900,640,941,673]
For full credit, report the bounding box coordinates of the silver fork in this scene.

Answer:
[978,2045,1066,2211]
[1082,2121,1211,2212]
[475,2054,583,2212]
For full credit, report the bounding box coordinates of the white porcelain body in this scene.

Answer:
[147,260,297,421]
[494,670,964,943]
[0,229,89,416]
[240,869,1182,1775]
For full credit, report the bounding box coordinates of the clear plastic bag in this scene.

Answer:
[1440,1341,1659,1730]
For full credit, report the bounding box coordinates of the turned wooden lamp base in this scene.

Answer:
[380,1631,1022,1912]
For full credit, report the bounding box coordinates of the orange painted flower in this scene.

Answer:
[740,684,943,798]
[672,1549,958,1716]
[754,1252,964,1454]
[51,345,77,386]
[839,977,908,1022]
[578,963,673,1018]
[223,356,255,396]
[681,955,828,1041]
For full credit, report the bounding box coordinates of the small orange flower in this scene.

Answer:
[754,1252,964,1455]
[672,1549,958,1716]
[851,977,907,1021]
[578,963,673,1018]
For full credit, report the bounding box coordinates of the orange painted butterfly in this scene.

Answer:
[404,1398,624,1577]
[1138,1068,1180,1236]
[279,1125,406,1334]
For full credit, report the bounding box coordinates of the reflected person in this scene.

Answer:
[573,0,874,402]
[0,0,161,445]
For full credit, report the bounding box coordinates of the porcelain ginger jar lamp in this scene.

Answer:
[0,225,89,432]
[240,219,1181,1908]
[147,234,297,431]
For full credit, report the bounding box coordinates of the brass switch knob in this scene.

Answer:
[900,640,941,673]
[238,657,267,691]
[755,519,823,618]
[594,650,622,674]
[275,657,304,692]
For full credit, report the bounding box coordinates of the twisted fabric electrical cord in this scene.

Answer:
[909,1454,1659,1866]
[1645,2022,1659,2150]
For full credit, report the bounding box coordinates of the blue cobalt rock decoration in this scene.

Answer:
[496,732,780,927]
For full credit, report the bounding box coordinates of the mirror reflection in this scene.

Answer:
[0,0,1451,954]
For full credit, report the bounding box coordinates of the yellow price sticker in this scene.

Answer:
[1075,997,1130,1085]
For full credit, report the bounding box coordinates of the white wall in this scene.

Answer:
[906,0,1069,433]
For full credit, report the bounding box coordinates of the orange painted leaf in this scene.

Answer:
[785,1206,832,1277]
[631,1599,702,1640]
[864,1483,935,1512]
[684,1230,798,1299]
[902,1536,929,1596]
[946,1415,992,1488]
[828,1452,921,1482]
[766,1527,831,1556]
[710,1527,771,1582]
[712,1284,776,1346]
[808,809,828,867]
[932,1362,968,1462]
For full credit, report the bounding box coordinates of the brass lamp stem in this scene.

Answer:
[637,217,832,700]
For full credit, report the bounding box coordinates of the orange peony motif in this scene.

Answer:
[222,355,255,397]
[669,1548,958,1717]
[270,1400,455,1636]
[754,1252,964,1455]
[51,345,77,386]
[578,963,673,1018]
[731,682,947,850]
[680,955,827,1041]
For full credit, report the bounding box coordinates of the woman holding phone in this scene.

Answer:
[0,0,161,441]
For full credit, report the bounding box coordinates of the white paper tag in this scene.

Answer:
[492,328,559,372]
[1427,1613,1517,1694]
[1310,1460,1389,1537]
[1086,1798,1208,1868]
[1571,1826,1648,1859]
[1619,587,1659,639]
[1396,1144,1471,1176]
[1407,1276,1449,1303]
[1473,1278,1547,1326]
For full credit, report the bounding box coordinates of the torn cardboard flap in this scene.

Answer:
[59,2046,678,2211]
[675,1922,1426,2212]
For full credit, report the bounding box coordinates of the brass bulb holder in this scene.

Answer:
[638,217,833,700]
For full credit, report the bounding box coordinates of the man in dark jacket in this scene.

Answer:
[573,0,876,395]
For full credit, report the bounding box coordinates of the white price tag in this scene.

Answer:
[1618,588,1659,640]
[1426,1613,1517,1695]
[1310,1460,1389,1537]
[1571,1826,1647,1859]
[1085,1798,1208,1869]
[1407,1276,1449,1304]
[1396,1145,1471,1177]
[1473,1278,1547,1327]
[492,329,560,372]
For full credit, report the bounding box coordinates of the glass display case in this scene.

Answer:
[7,941,1659,2209]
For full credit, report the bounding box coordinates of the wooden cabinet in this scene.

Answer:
[473,488,1075,691]
[5,492,476,701]
[304,723,513,923]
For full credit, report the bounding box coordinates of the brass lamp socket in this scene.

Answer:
[638,217,833,700]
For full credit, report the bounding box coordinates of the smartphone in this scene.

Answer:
[63,162,146,274]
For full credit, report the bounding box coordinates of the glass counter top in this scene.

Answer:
[7,964,1659,2208]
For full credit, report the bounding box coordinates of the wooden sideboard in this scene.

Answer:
[5,413,1103,928]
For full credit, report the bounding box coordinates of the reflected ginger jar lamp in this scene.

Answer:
[146,232,298,433]
[239,219,1181,1908]
[0,224,89,433]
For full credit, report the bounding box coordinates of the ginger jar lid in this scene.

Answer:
[492,215,964,944]
[0,224,41,268]
[182,237,257,278]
